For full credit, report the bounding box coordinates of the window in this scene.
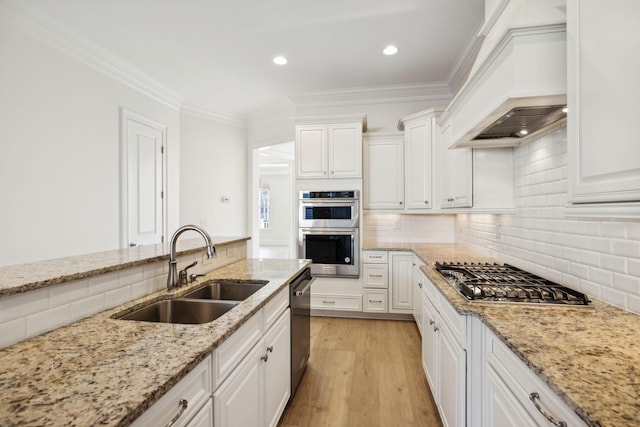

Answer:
[259,187,270,229]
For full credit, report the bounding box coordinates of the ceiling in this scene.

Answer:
[15,0,485,120]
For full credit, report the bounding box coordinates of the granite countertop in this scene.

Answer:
[0,236,250,298]
[364,243,640,427]
[0,258,310,426]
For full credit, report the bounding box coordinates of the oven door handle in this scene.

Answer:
[300,228,358,235]
[293,278,315,297]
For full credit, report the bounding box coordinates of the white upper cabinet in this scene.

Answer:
[363,132,404,210]
[399,108,443,210]
[567,0,640,213]
[438,120,473,209]
[293,115,366,179]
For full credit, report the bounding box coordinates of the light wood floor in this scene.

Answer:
[278,316,443,427]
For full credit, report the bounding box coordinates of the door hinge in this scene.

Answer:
[161,235,164,243]
[161,191,164,198]
[161,146,164,154]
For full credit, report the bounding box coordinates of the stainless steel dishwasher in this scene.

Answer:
[290,268,313,399]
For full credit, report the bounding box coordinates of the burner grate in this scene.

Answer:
[434,262,591,305]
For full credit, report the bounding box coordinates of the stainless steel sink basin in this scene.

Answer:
[117,299,238,324]
[182,281,266,301]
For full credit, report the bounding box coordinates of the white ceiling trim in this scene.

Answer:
[291,83,453,108]
[180,100,245,128]
[0,0,184,110]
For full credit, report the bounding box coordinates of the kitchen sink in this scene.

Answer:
[182,281,267,301]
[117,299,238,324]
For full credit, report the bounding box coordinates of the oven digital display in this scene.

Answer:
[303,206,352,220]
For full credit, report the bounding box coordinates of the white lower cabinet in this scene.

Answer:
[188,398,215,427]
[484,328,587,427]
[132,355,212,427]
[421,277,466,427]
[413,258,426,334]
[389,252,414,314]
[215,306,291,427]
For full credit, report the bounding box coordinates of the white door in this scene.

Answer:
[121,109,166,248]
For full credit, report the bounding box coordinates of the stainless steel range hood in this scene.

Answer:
[441,0,567,148]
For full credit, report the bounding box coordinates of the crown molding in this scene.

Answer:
[0,0,184,110]
[292,83,452,108]
[180,101,245,128]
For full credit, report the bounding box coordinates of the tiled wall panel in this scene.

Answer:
[456,127,640,313]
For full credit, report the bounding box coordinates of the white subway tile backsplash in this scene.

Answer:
[611,239,640,258]
[70,295,105,321]
[118,266,144,286]
[0,317,26,349]
[88,271,120,295]
[601,255,627,274]
[613,273,640,296]
[0,288,49,323]
[50,279,89,307]
[131,278,155,300]
[26,305,70,337]
[104,286,132,308]
[456,126,639,313]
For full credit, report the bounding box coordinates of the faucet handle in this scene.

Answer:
[178,261,198,286]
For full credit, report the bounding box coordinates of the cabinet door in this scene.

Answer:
[438,325,466,427]
[328,124,362,178]
[186,398,214,427]
[363,136,404,209]
[389,252,413,312]
[214,343,263,427]
[263,309,291,427]
[296,125,327,178]
[439,121,472,208]
[413,267,425,334]
[405,119,433,209]
[421,293,439,399]
[568,0,640,204]
[485,367,538,427]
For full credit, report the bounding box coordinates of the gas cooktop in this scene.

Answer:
[434,262,591,306]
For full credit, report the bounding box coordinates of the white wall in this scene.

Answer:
[179,113,247,237]
[363,213,456,245]
[0,18,181,266]
[456,127,640,314]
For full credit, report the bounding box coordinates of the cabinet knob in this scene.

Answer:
[399,201,403,205]
[261,353,269,362]
[429,319,435,325]
[433,325,439,332]
[425,200,429,204]
[418,283,423,288]
[267,345,274,353]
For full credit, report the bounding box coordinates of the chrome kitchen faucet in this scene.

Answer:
[167,225,216,290]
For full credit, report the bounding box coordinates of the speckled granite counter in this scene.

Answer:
[0,258,310,426]
[0,236,249,297]
[364,243,640,427]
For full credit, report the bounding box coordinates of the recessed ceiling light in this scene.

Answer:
[383,45,398,56]
[273,56,288,65]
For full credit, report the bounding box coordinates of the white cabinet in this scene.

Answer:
[567,0,640,208]
[310,276,363,312]
[484,327,588,427]
[294,115,366,179]
[132,355,212,427]
[389,252,414,313]
[438,120,472,208]
[362,250,389,313]
[214,308,291,427]
[398,108,443,210]
[421,277,466,427]
[363,133,404,209]
[412,259,426,334]
[363,289,388,313]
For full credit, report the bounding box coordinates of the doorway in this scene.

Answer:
[120,108,167,248]
[252,142,295,259]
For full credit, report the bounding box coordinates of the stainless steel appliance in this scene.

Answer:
[299,190,359,228]
[298,190,359,278]
[434,262,591,306]
[290,267,313,398]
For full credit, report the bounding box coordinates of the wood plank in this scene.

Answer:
[279,317,442,427]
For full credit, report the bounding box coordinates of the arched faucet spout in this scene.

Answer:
[167,225,216,290]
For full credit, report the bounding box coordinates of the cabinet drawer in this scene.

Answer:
[363,290,388,312]
[363,264,388,288]
[486,330,588,427]
[311,294,362,311]
[262,287,289,332]
[438,294,465,345]
[362,250,388,263]
[421,272,441,303]
[132,355,211,427]
[212,313,262,389]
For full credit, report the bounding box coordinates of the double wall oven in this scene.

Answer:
[298,191,359,278]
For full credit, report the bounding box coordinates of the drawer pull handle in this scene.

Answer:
[418,283,423,288]
[371,255,382,259]
[267,345,274,353]
[429,319,435,325]
[369,299,383,303]
[529,393,567,427]
[322,300,335,304]
[261,353,269,362]
[165,399,188,427]
[370,274,383,278]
